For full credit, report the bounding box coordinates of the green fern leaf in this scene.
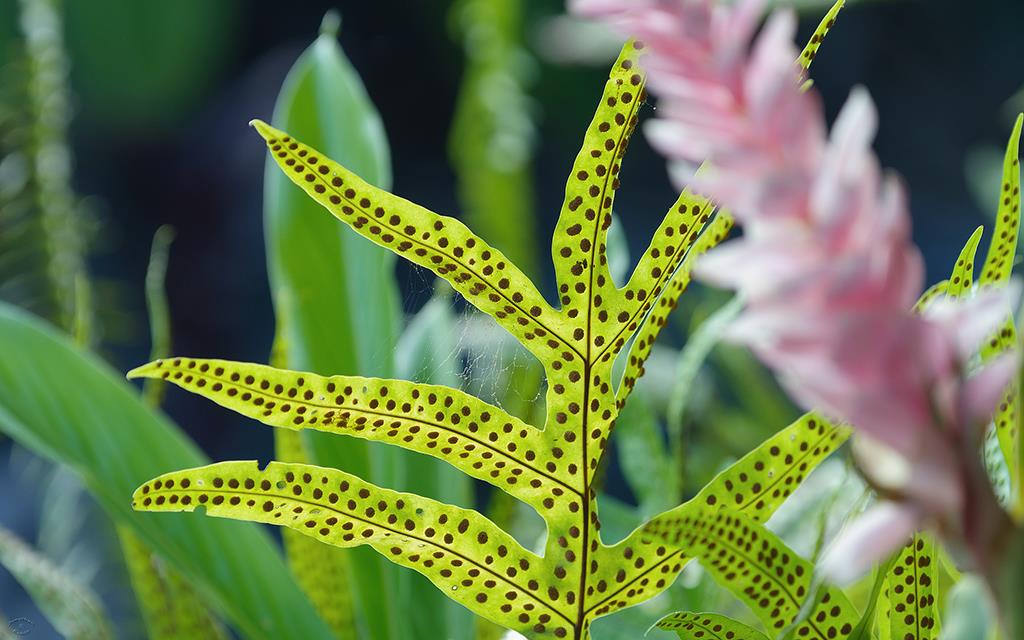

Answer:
[124,40,846,640]
[947,226,984,297]
[617,212,732,408]
[979,114,1022,288]
[0,526,112,640]
[878,535,940,640]
[129,358,560,510]
[564,413,847,621]
[798,0,845,73]
[912,281,949,312]
[655,611,768,639]
[134,461,571,633]
[977,115,1023,512]
[640,506,858,639]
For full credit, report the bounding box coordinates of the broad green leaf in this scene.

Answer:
[641,506,858,638]
[0,303,332,640]
[946,226,983,297]
[0,526,112,640]
[263,14,412,640]
[143,225,175,407]
[392,287,476,640]
[271,323,355,640]
[126,224,227,640]
[655,611,768,640]
[119,527,226,640]
[938,576,995,640]
[666,296,743,472]
[880,535,940,640]
[449,0,539,275]
[798,0,845,72]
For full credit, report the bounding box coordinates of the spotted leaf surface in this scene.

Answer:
[979,114,1022,288]
[132,461,579,638]
[977,116,1023,508]
[251,118,563,367]
[798,0,845,72]
[134,38,821,640]
[946,226,983,297]
[912,281,948,312]
[128,358,563,509]
[881,535,939,640]
[586,413,846,620]
[655,611,768,640]
[274,428,356,640]
[616,214,733,408]
[551,40,645,353]
[641,507,858,639]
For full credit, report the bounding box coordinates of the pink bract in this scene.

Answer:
[574,0,1018,578]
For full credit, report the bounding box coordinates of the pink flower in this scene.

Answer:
[574,0,1019,580]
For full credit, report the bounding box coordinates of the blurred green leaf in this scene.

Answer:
[143,225,174,407]
[0,303,332,639]
[938,576,995,640]
[655,611,768,640]
[63,0,236,130]
[0,0,92,331]
[119,527,227,640]
[0,526,112,640]
[615,387,678,517]
[449,0,538,274]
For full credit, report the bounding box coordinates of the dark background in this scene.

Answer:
[1,0,1022,635]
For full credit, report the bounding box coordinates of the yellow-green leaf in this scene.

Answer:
[641,507,858,638]
[979,114,1023,287]
[655,611,768,640]
[128,358,565,510]
[798,0,845,72]
[880,535,940,640]
[947,225,983,297]
[136,40,824,640]
[134,461,572,638]
[616,214,733,408]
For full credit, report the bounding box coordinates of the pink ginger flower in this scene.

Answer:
[573,0,1019,580]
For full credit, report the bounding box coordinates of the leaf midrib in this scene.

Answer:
[172,368,584,497]
[275,141,584,362]
[571,64,646,640]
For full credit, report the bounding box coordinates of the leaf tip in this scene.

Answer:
[1011,113,1023,152]
[249,118,282,143]
[319,10,341,38]
[126,360,162,380]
